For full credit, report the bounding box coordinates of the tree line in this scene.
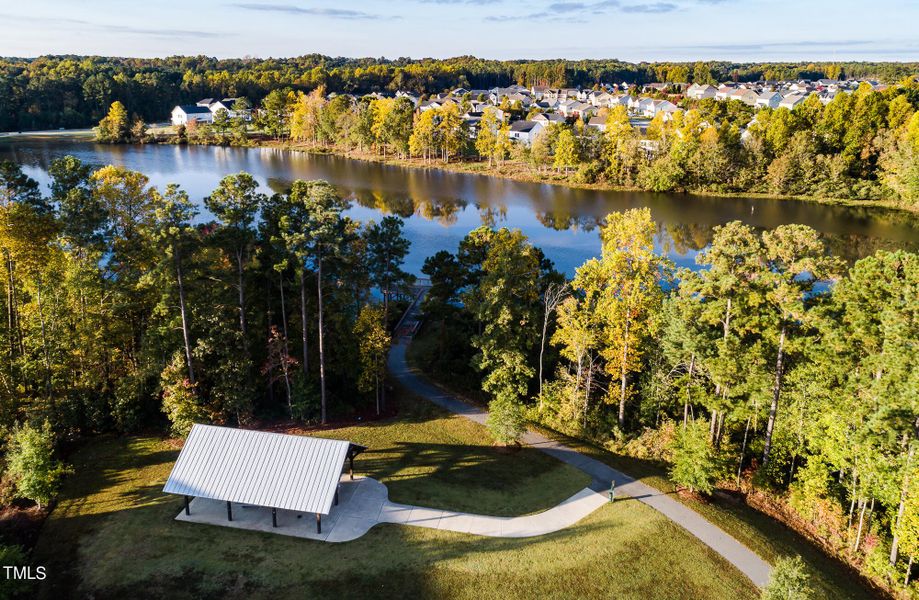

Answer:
[412,208,918,595]
[3,54,918,130]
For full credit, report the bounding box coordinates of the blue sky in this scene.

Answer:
[2,0,918,61]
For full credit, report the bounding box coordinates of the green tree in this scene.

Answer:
[260,88,294,140]
[465,228,545,443]
[147,184,199,383]
[553,128,579,173]
[354,304,391,415]
[6,420,69,508]
[364,216,413,321]
[282,180,350,424]
[760,225,840,469]
[204,173,265,348]
[160,352,208,436]
[95,100,131,143]
[670,419,718,495]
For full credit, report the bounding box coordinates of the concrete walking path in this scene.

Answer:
[177,474,608,543]
[387,293,772,588]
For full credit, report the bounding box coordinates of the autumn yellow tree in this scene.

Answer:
[571,208,670,429]
[289,86,326,144]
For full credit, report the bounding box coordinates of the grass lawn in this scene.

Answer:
[32,391,758,600]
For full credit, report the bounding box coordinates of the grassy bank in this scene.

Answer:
[31,388,759,600]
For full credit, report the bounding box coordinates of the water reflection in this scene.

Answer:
[1,137,916,275]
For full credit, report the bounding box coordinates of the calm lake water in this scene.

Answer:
[2,137,917,275]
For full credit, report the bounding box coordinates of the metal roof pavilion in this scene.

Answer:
[163,424,354,519]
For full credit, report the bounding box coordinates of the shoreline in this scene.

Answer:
[255,139,919,217]
[4,128,918,218]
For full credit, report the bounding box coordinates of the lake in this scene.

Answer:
[2,137,917,275]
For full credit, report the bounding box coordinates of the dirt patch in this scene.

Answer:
[0,503,48,549]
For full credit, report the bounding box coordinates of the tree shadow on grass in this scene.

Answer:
[357,441,589,516]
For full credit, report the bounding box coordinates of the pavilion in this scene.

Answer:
[163,424,366,533]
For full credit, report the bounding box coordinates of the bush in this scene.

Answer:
[161,353,210,436]
[487,395,526,445]
[669,420,718,495]
[573,161,602,184]
[761,556,813,600]
[0,544,28,599]
[6,421,69,509]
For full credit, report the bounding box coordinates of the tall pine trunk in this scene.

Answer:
[763,323,787,467]
[235,247,248,352]
[684,353,695,427]
[299,269,309,376]
[174,249,195,384]
[890,442,915,566]
[317,256,327,424]
[278,272,293,415]
[618,318,630,429]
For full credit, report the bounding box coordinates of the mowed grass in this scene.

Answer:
[32,392,759,600]
[534,427,883,600]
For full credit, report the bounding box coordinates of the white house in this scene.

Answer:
[778,94,806,110]
[208,98,243,118]
[686,83,717,100]
[644,99,679,119]
[172,105,214,126]
[755,91,783,110]
[507,120,544,145]
[728,88,759,106]
[587,116,607,132]
[715,85,735,101]
[531,113,566,125]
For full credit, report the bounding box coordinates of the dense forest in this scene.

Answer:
[2,54,919,130]
[0,152,916,595]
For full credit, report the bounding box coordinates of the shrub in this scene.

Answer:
[761,556,813,600]
[6,421,69,509]
[0,544,28,599]
[669,420,718,495]
[161,353,210,436]
[487,395,526,445]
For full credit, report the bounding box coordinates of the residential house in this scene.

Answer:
[507,120,544,145]
[754,91,782,110]
[686,83,717,100]
[531,112,566,125]
[208,98,244,118]
[778,93,806,110]
[728,88,759,106]
[395,91,420,106]
[172,105,214,126]
[644,99,679,119]
[715,85,735,101]
[587,116,607,132]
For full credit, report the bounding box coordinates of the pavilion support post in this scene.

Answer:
[335,488,339,506]
[184,495,191,516]
[227,501,233,522]
[316,513,321,534]
[349,456,354,480]
[272,508,278,528]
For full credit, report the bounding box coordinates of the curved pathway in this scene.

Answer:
[177,474,608,543]
[387,292,772,588]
